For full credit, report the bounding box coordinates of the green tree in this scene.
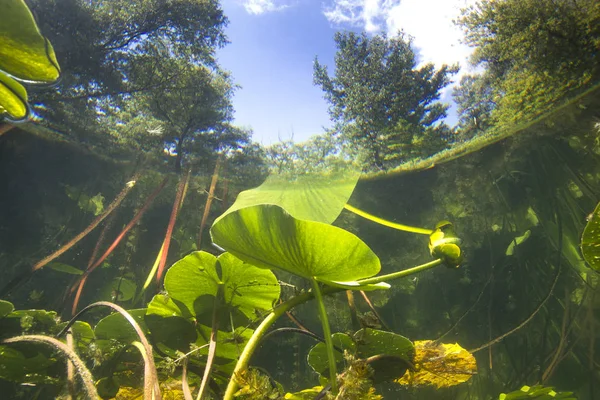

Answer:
[27,0,228,141]
[456,0,600,126]
[313,32,458,170]
[452,73,496,141]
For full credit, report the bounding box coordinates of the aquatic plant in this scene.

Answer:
[0,168,474,398]
[0,0,60,121]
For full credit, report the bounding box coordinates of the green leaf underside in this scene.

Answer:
[0,345,54,383]
[307,333,356,376]
[0,300,14,318]
[94,309,148,345]
[211,204,381,282]
[307,329,414,383]
[581,201,600,271]
[0,70,28,120]
[0,0,60,82]
[499,384,576,399]
[214,170,360,225]
[354,328,414,383]
[162,251,280,322]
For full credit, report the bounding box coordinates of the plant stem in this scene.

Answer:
[222,258,445,399]
[311,279,338,393]
[344,204,433,235]
[356,258,443,285]
[1,335,98,399]
[222,291,312,400]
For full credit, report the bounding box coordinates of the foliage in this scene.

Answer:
[456,0,600,128]
[396,340,476,388]
[314,31,457,170]
[498,385,576,400]
[581,200,600,271]
[0,0,60,120]
[452,73,496,141]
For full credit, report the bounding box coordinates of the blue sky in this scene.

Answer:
[217,0,477,144]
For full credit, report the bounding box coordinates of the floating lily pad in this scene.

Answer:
[0,0,60,83]
[0,345,55,383]
[145,295,197,353]
[499,384,576,400]
[0,309,57,336]
[215,170,360,225]
[396,340,476,388]
[284,386,325,399]
[307,333,356,376]
[55,321,94,354]
[94,309,148,346]
[354,328,414,383]
[162,251,280,324]
[99,278,137,302]
[211,205,383,287]
[581,201,600,271]
[0,300,14,318]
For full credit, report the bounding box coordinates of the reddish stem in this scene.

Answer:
[70,177,169,314]
[156,170,190,284]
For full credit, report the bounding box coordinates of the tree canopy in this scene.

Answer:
[454,0,600,130]
[313,31,457,170]
[25,0,248,172]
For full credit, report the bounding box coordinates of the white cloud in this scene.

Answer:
[323,0,479,82]
[243,0,290,15]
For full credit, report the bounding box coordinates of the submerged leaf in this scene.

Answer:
[211,204,381,283]
[396,340,476,388]
[498,384,576,399]
[307,333,356,376]
[581,201,600,271]
[0,300,14,318]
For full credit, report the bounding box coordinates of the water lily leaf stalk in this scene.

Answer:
[1,335,98,398]
[71,177,169,314]
[197,284,223,400]
[222,258,444,399]
[57,301,162,400]
[311,279,338,393]
[344,204,433,235]
[0,176,138,297]
[197,156,222,248]
[143,170,190,290]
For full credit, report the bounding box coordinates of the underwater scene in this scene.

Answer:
[1,0,600,399]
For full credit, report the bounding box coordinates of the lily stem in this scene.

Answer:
[311,278,338,393]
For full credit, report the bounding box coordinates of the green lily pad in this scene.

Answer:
[94,309,148,347]
[582,201,600,271]
[0,309,58,336]
[194,324,254,363]
[211,205,381,285]
[145,295,198,353]
[163,251,280,323]
[0,69,28,120]
[499,384,576,399]
[354,328,414,383]
[54,321,94,354]
[215,169,360,225]
[0,0,60,83]
[48,262,84,275]
[307,333,356,376]
[0,300,14,318]
[98,278,137,302]
[0,345,55,383]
